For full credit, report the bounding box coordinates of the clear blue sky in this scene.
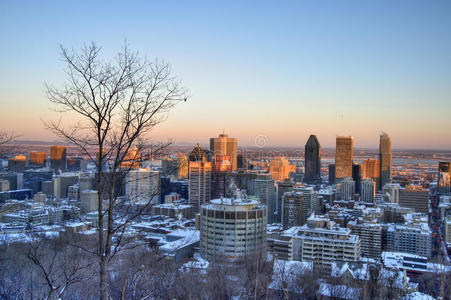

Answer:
[1,0,450,149]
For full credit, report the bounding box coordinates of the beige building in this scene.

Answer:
[210,133,238,171]
[269,156,295,181]
[335,136,354,180]
[189,161,212,213]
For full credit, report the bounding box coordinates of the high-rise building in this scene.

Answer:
[383,223,432,258]
[269,156,295,181]
[362,158,380,188]
[348,221,381,259]
[254,174,276,223]
[277,181,295,223]
[125,168,160,204]
[280,215,361,273]
[379,132,392,190]
[210,133,238,170]
[189,161,212,213]
[8,155,26,173]
[212,154,232,199]
[382,183,400,203]
[360,178,376,204]
[438,162,451,195]
[29,151,47,167]
[339,177,355,201]
[237,153,248,170]
[328,164,336,184]
[304,135,321,184]
[67,156,87,172]
[297,186,321,215]
[50,146,67,173]
[398,187,429,214]
[335,136,353,181]
[352,163,361,194]
[80,190,98,213]
[200,197,267,259]
[282,191,307,229]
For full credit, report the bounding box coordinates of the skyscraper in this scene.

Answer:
[362,158,380,189]
[29,151,47,167]
[210,133,238,170]
[189,161,212,213]
[339,177,355,201]
[361,178,376,204]
[269,156,295,181]
[379,132,392,190]
[50,145,67,173]
[254,174,276,223]
[304,135,321,184]
[335,136,354,181]
[438,162,451,195]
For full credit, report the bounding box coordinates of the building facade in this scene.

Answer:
[304,135,321,184]
[335,136,354,180]
[200,198,267,259]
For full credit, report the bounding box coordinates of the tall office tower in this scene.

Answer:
[80,190,98,213]
[52,173,79,200]
[304,135,321,184]
[438,162,451,194]
[189,143,207,162]
[210,133,238,170]
[382,183,400,203]
[297,186,321,215]
[277,181,295,223]
[339,177,355,201]
[269,156,295,181]
[360,178,376,204]
[189,161,212,213]
[282,191,306,229]
[352,163,361,194]
[335,136,354,181]
[328,164,336,184]
[50,146,67,173]
[8,155,26,172]
[362,158,380,188]
[213,154,232,199]
[126,168,160,204]
[29,151,47,167]
[237,153,248,170]
[398,187,429,214]
[200,197,267,259]
[254,174,276,223]
[379,132,392,190]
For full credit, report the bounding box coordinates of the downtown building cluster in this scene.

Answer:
[1,132,450,299]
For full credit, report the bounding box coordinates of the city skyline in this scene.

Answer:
[1,1,451,149]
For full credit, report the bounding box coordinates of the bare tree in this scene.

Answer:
[0,130,18,157]
[44,42,188,299]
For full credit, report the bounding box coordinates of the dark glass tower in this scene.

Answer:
[379,132,392,190]
[304,135,321,184]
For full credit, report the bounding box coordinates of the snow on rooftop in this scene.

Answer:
[210,198,258,206]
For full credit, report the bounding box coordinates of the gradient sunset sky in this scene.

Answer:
[1,1,450,149]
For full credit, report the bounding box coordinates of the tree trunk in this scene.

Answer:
[100,255,109,300]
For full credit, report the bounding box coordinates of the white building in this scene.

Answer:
[339,177,355,201]
[383,183,400,203]
[200,197,267,259]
